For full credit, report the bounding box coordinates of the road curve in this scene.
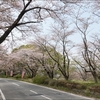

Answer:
[0,78,95,100]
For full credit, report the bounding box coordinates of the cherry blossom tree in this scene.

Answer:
[33,17,74,80]
[0,0,65,44]
[9,48,41,78]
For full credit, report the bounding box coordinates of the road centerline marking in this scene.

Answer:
[30,90,37,94]
[0,89,6,100]
[30,90,52,100]
[41,95,52,100]
[12,83,19,86]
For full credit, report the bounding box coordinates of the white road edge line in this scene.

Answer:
[12,83,20,86]
[30,90,37,94]
[0,89,6,100]
[41,95,52,100]
[30,90,52,100]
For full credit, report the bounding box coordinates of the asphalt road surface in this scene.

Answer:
[0,78,95,100]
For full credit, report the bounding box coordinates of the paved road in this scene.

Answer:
[0,78,95,100]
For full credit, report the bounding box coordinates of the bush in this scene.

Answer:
[50,80,86,90]
[0,74,8,78]
[56,80,67,87]
[33,76,86,90]
[48,79,57,86]
[65,82,86,89]
[13,74,21,79]
[43,78,50,85]
[24,75,32,79]
[88,86,100,93]
[33,75,49,84]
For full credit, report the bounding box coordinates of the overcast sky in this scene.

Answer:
[2,1,100,53]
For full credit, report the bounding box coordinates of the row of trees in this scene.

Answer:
[0,23,100,83]
[0,1,100,83]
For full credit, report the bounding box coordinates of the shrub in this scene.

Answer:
[88,86,100,93]
[43,78,50,85]
[48,79,57,86]
[76,84,86,89]
[0,74,8,78]
[33,75,49,84]
[65,82,86,89]
[13,74,21,79]
[56,80,67,87]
